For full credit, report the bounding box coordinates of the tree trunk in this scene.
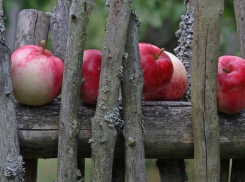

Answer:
[57,0,94,181]
[156,159,186,182]
[191,0,224,181]
[122,11,147,182]
[90,0,132,181]
[0,2,24,181]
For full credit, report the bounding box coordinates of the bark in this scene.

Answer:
[57,0,94,181]
[15,9,51,182]
[175,0,194,101]
[191,0,224,181]
[0,2,24,181]
[232,1,245,180]
[122,12,147,182]
[0,0,4,43]
[234,0,245,58]
[156,159,186,182]
[13,100,245,159]
[15,9,50,50]
[90,0,132,181]
[50,0,70,61]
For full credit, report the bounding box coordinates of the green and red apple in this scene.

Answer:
[11,41,64,106]
[144,51,188,101]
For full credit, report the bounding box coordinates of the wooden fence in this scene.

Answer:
[1,0,245,181]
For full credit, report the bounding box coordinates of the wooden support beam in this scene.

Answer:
[15,100,245,159]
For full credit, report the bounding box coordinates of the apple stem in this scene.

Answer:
[155,48,165,60]
[41,40,46,55]
[222,68,230,73]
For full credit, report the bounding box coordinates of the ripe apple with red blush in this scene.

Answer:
[139,43,174,94]
[11,41,64,106]
[217,55,245,114]
[144,51,188,101]
[80,49,102,105]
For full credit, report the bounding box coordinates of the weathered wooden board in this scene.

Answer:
[15,100,245,159]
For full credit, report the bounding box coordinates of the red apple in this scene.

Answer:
[139,43,173,94]
[11,41,64,106]
[144,51,188,101]
[80,49,102,104]
[217,55,245,114]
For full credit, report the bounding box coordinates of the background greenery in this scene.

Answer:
[3,0,237,181]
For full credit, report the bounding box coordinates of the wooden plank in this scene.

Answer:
[191,0,224,181]
[14,100,245,159]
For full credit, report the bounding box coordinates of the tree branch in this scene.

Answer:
[57,0,94,181]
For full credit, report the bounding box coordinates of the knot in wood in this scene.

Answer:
[128,137,135,146]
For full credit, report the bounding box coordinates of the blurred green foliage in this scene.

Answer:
[3,0,239,55]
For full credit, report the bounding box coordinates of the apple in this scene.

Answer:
[144,51,188,101]
[80,49,102,105]
[217,55,245,114]
[11,41,64,106]
[139,43,173,94]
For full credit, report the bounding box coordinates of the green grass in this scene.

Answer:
[37,159,195,182]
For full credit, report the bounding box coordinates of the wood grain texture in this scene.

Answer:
[57,0,94,181]
[50,0,70,61]
[90,0,132,181]
[14,100,245,159]
[230,1,245,180]
[122,12,147,182]
[192,0,224,181]
[0,43,23,182]
[15,9,50,50]
[234,0,245,58]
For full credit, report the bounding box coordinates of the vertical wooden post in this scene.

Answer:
[90,0,132,181]
[15,9,50,50]
[230,1,245,180]
[57,0,94,181]
[15,9,51,182]
[0,1,24,181]
[122,11,147,182]
[50,0,70,61]
[191,0,224,181]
